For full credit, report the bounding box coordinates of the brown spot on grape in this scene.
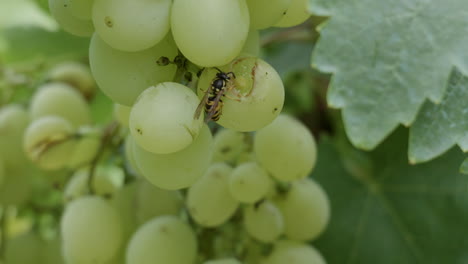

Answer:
[220,146,231,153]
[273,107,278,113]
[104,16,113,28]
[136,128,143,135]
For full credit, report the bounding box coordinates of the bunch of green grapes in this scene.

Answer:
[0,0,331,263]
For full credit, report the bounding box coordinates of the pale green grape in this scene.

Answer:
[171,0,249,67]
[212,129,248,164]
[69,0,94,20]
[30,82,91,128]
[126,216,197,264]
[124,134,142,176]
[66,126,100,169]
[0,104,30,168]
[244,200,283,243]
[133,125,213,190]
[93,0,171,52]
[135,179,183,225]
[110,182,138,240]
[275,179,330,241]
[114,104,131,127]
[229,162,271,203]
[47,61,96,98]
[254,114,316,182]
[263,241,326,264]
[89,33,178,106]
[64,165,124,201]
[204,258,242,264]
[187,163,239,227]
[48,0,94,37]
[5,232,43,264]
[23,116,77,170]
[61,196,123,264]
[247,0,291,29]
[0,166,33,206]
[197,56,284,131]
[130,82,204,154]
[241,30,260,56]
[274,0,310,28]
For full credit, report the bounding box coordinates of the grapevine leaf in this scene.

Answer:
[461,158,468,175]
[313,128,468,264]
[310,0,468,150]
[408,68,468,163]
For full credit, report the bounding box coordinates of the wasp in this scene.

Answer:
[194,68,236,122]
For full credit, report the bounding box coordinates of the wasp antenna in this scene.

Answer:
[214,67,223,73]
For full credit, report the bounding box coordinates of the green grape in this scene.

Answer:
[263,240,326,264]
[68,0,93,20]
[64,165,124,201]
[42,237,65,264]
[114,103,131,127]
[241,30,260,56]
[229,162,271,203]
[66,126,100,169]
[204,258,242,264]
[30,82,91,128]
[89,33,178,106]
[247,0,291,29]
[243,200,283,243]
[275,179,330,241]
[48,0,94,37]
[274,0,310,28]
[133,125,213,190]
[130,82,204,154]
[5,232,43,264]
[110,182,139,240]
[124,134,142,176]
[126,216,197,264]
[197,56,284,131]
[61,196,123,264]
[0,166,33,206]
[212,129,248,164]
[47,61,96,98]
[135,179,183,225]
[171,0,249,67]
[0,104,30,168]
[23,116,77,170]
[187,163,239,227]
[254,114,316,182]
[93,0,171,52]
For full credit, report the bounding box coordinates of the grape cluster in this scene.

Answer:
[0,0,331,263]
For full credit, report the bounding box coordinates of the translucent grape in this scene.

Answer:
[0,104,30,168]
[187,163,239,227]
[212,129,248,164]
[247,0,291,29]
[241,30,260,56]
[264,241,326,264]
[93,0,172,52]
[48,0,94,37]
[67,126,100,169]
[133,125,213,190]
[197,56,284,131]
[244,200,283,243]
[23,116,77,170]
[89,33,178,106]
[204,258,242,264]
[126,216,197,264]
[114,104,131,127]
[229,162,271,203]
[171,0,249,67]
[135,179,183,225]
[275,179,330,241]
[254,114,316,182]
[130,82,204,154]
[47,61,96,98]
[61,196,123,264]
[124,134,142,176]
[68,0,93,20]
[274,0,310,28]
[30,82,91,128]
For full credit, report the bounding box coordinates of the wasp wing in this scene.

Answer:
[194,85,212,120]
[204,88,225,123]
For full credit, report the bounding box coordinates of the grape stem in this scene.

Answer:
[87,122,120,195]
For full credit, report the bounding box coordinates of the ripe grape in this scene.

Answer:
[68,0,94,20]
[126,216,197,264]
[254,114,316,181]
[48,0,94,37]
[47,61,96,98]
[0,104,30,168]
[130,82,204,154]
[114,103,131,127]
[171,0,249,67]
[229,162,271,203]
[243,200,284,243]
[93,0,172,52]
[247,0,291,29]
[275,179,330,241]
[263,240,326,264]
[89,33,178,106]
[187,163,239,227]
[212,129,249,164]
[133,125,213,190]
[61,196,123,264]
[67,126,100,169]
[274,0,310,27]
